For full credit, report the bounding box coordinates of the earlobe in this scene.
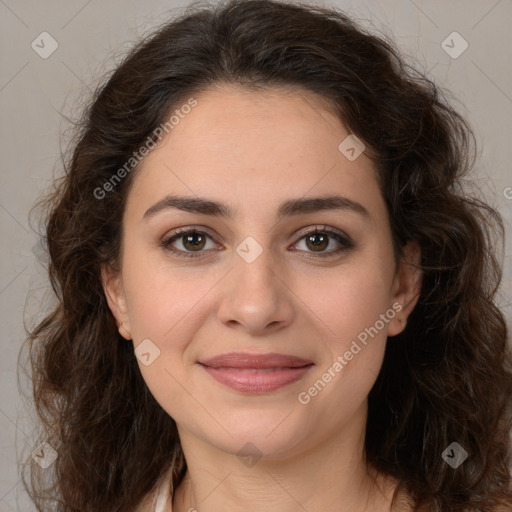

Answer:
[387,241,423,337]
[100,263,132,340]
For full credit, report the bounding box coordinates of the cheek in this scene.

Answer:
[120,242,209,342]
[296,343,384,441]
[300,254,395,345]
[295,266,392,426]
[294,248,394,409]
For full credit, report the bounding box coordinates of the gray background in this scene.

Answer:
[1,0,511,510]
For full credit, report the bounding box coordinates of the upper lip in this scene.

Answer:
[199,352,313,369]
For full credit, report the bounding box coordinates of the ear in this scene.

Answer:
[387,241,423,337]
[100,263,132,340]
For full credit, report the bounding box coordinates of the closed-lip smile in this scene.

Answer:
[198,352,314,393]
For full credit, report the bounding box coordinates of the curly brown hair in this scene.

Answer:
[21,0,512,510]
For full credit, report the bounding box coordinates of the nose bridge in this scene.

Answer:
[233,233,281,300]
[217,233,293,333]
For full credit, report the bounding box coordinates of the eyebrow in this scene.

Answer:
[142,194,371,222]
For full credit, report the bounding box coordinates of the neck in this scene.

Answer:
[171,404,397,512]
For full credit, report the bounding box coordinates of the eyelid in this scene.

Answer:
[169,225,217,239]
[292,224,352,244]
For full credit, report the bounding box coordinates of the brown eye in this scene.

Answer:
[292,227,354,258]
[161,225,354,260]
[161,228,218,258]
[181,232,207,251]
[305,232,329,252]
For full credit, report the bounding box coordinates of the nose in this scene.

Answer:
[216,243,295,336]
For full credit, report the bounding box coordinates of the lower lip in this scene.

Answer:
[200,364,314,393]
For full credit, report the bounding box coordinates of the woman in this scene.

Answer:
[23,0,512,510]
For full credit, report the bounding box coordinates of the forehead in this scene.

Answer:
[126,85,383,222]
[165,84,345,159]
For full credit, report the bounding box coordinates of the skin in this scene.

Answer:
[102,84,422,512]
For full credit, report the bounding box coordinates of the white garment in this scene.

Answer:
[154,486,172,512]
[152,467,173,512]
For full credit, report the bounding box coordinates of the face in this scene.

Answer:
[102,85,421,460]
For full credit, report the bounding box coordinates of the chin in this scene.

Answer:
[195,412,314,461]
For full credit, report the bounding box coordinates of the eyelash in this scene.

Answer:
[160,225,354,259]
